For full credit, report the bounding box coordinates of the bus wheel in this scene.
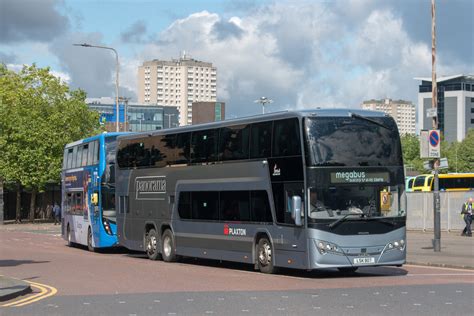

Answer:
[338,267,358,273]
[145,229,160,260]
[67,225,73,247]
[87,227,96,252]
[257,237,276,274]
[161,229,176,262]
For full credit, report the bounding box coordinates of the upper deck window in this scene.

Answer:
[305,116,402,167]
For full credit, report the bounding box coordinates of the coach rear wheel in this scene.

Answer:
[257,237,277,274]
[87,227,96,252]
[146,229,161,260]
[161,229,177,262]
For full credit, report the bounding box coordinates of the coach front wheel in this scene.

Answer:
[257,237,277,274]
[66,224,73,247]
[161,229,177,262]
[87,227,96,252]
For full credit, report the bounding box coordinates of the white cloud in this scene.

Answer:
[50,2,473,117]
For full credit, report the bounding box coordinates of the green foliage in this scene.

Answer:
[401,130,474,174]
[400,134,424,173]
[0,64,101,191]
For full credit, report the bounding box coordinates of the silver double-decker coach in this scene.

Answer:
[115,109,406,273]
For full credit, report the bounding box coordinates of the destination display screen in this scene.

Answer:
[330,171,390,184]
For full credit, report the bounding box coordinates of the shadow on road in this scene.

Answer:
[164,257,408,279]
[0,260,50,267]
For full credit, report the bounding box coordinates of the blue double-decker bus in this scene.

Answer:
[61,133,126,251]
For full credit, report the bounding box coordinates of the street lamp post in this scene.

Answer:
[164,114,176,129]
[73,43,120,132]
[254,97,273,114]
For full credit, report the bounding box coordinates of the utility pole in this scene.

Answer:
[431,0,441,252]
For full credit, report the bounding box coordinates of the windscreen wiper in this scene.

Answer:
[350,113,391,130]
[328,213,363,229]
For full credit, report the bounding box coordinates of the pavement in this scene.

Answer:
[0,223,473,303]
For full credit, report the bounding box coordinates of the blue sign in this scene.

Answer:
[429,130,440,147]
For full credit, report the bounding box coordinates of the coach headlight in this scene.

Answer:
[384,239,405,252]
[315,240,343,255]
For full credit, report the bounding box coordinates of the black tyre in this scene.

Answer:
[145,229,161,260]
[161,229,177,262]
[257,237,277,274]
[66,225,74,247]
[338,267,358,273]
[87,227,96,252]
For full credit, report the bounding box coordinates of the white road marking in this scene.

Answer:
[342,293,348,296]
[83,302,90,305]
[281,295,288,299]
[277,307,285,311]
[205,311,213,314]
[119,301,126,304]
[241,309,249,312]
[380,304,388,307]
[313,306,321,309]
[413,303,421,306]
[346,305,354,309]
[373,292,380,295]
[445,302,453,305]
[154,300,160,303]
[250,297,257,300]
[401,292,408,294]
[456,290,463,293]
[311,294,319,298]
[429,291,435,293]
[218,298,225,301]
[187,298,194,302]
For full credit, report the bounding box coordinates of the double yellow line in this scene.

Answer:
[2,280,57,307]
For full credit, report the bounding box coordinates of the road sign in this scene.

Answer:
[428,130,440,158]
[426,108,437,118]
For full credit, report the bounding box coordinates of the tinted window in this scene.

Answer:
[178,192,192,219]
[220,191,250,221]
[272,118,301,157]
[175,133,191,164]
[82,144,89,166]
[76,146,83,168]
[250,121,272,158]
[192,192,219,220]
[414,176,426,187]
[191,129,218,163]
[66,191,83,215]
[218,125,250,161]
[147,135,166,168]
[66,148,73,169]
[251,191,272,222]
[305,117,403,167]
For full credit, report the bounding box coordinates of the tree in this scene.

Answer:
[455,129,474,172]
[400,134,424,173]
[0,64,102,221]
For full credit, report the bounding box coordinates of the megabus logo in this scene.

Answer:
[331,171,389,184]
[135,176,166,200]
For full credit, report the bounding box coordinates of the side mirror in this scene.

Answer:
[291,195,302,226]
[91,193,99,206]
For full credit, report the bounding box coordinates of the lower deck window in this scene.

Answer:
[177,190,272,223]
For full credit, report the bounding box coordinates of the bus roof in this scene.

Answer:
[118,108,390,141]
[65,132,129,148]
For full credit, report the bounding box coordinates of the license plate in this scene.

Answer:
[353,257,375,264]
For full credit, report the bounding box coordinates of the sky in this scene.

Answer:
[1,0,473,118]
